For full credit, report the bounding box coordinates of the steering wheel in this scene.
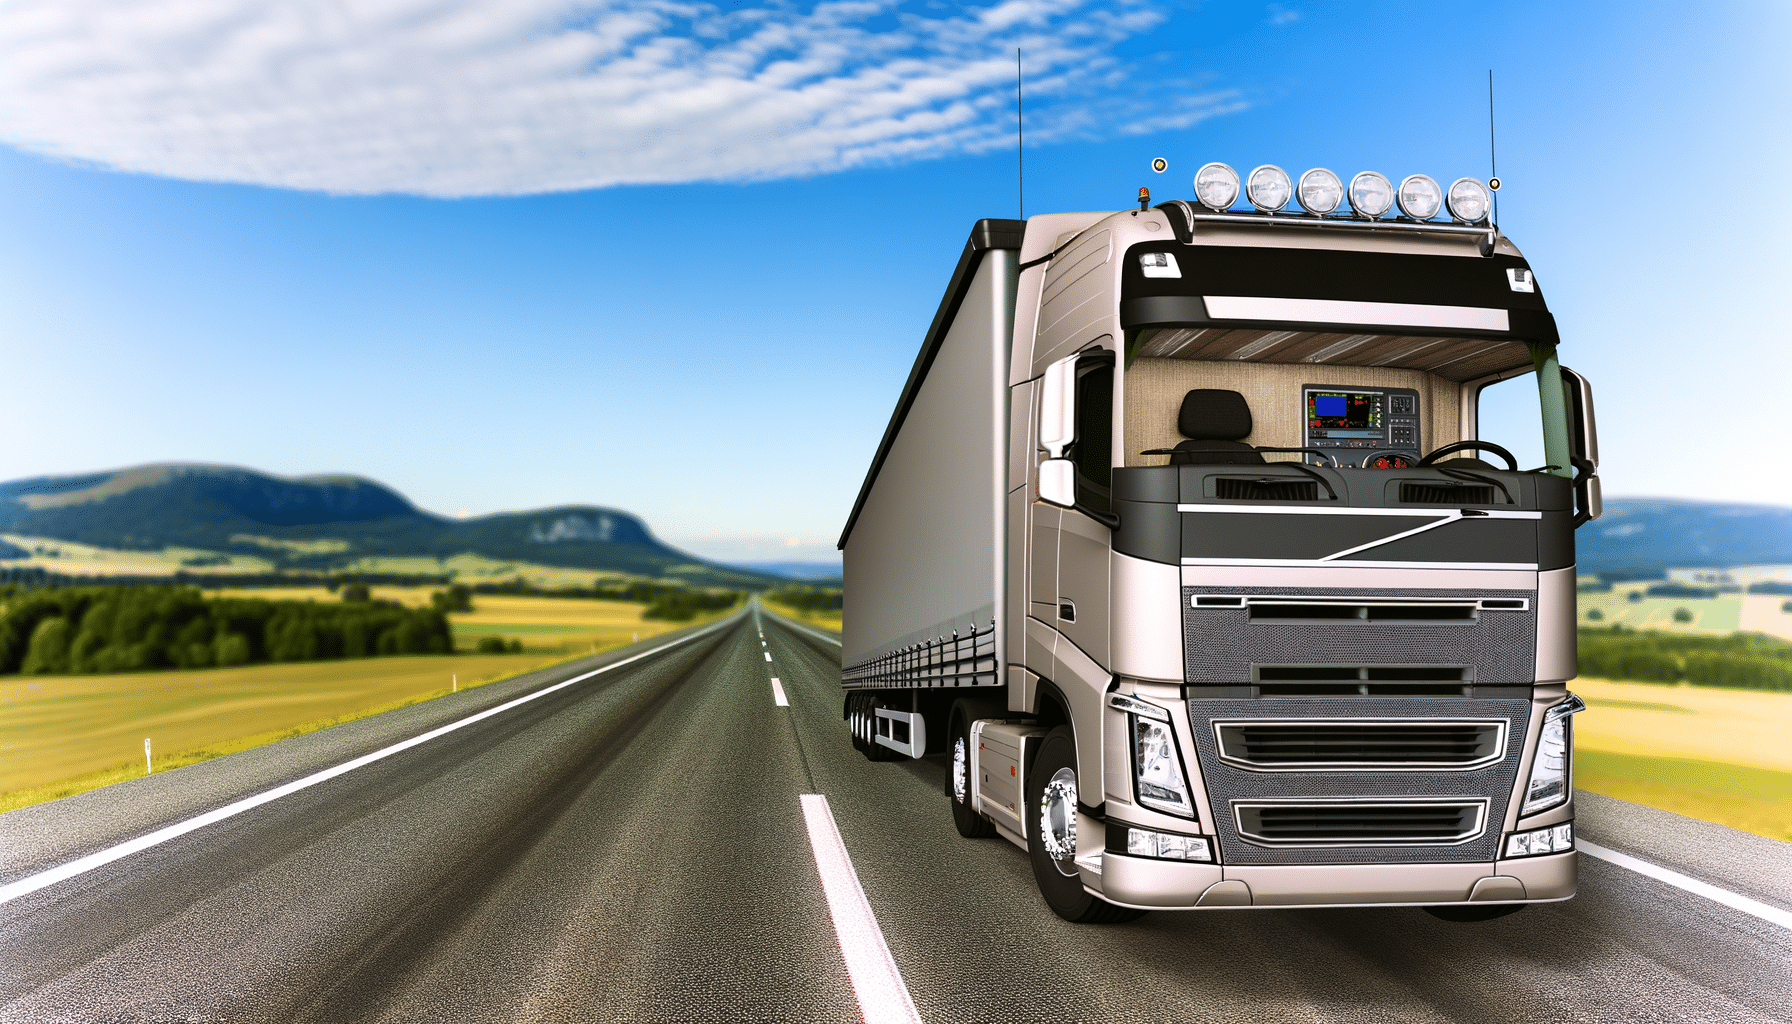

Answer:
[1360,449,1421,470]
[1419,441,1517,471]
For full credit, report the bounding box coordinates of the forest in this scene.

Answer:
[0,584,453,675]
[1577,626,1792,691]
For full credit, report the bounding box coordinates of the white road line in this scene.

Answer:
[765,652,772,662]
[775,615,843,647]
[1578,839,1792,930]
[0,614,740,907]
[771,678,788,707]
[799,794,922,1024]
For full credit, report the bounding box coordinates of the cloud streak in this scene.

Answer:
[0,0,1240,197]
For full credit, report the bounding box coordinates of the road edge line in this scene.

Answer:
[0,614,740,907]
[1578,838,1792,930]
[799,794,922,1024]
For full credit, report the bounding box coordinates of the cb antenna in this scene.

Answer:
[1487,69,1499,225]
[1017,48,1024,221]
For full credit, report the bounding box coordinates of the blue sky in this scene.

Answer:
[1,0,1787,566]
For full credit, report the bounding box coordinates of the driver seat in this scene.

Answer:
[1168,389,1265,466]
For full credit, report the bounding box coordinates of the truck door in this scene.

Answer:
[1056,356,1114,666]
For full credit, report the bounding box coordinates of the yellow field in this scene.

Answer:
[0,652,549,803]
[763,599,842,632]
[0,593,737,812]
[1572,676,1792,840]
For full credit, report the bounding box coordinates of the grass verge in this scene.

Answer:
[1576,749,1792,842]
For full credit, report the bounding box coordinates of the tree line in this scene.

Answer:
[0,584,452,676]
[764,584,842,613]
[1577,626,1792,691]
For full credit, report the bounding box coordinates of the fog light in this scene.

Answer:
[1125,827,1213,862]
[1505,822,1573,858]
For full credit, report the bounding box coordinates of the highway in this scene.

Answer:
[2,603,1790,1023]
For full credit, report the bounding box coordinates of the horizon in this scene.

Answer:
[3,1,1788,566]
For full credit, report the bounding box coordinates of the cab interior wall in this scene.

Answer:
[1122,356,1464,467]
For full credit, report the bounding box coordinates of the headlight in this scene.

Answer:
[1108,693,1196,818]
[1348,171,1394,219]
[1246,164,1292,212]
[1505,822,1573,858]
[1296,167,1344,214]
[1396,173,1443,220]
[1521,693,1585,816]
[1193,162,1240,211]
[1447,177,1492,224]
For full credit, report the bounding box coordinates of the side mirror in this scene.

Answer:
[1038,353,1078,459]
[1560,366,1601,525]
[1039,457,1076,508]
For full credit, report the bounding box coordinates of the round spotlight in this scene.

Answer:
[1246,164,1293,212]
[1348,171,1394,219]
[1397,174,1443,220]
[1296,167,1344,215]
[1193,162,1240,211]
[1446,177,1492,224]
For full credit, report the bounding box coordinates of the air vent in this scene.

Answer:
[1246,602,1476,623]
[1253,665,1471,698]
[1215,720,1506,771]
[1216,477,1318,501]
[1234,800,1487,845]
[1401,481,1495,505]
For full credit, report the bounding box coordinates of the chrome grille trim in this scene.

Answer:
[1213,718,1508,772]
[1232,798,1488,847]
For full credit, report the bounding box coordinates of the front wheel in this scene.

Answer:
[1025,726,1146,923]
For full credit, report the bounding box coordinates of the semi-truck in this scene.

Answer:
[836,163,1601,922]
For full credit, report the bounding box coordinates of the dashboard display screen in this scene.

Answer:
[1309,391,1379,430]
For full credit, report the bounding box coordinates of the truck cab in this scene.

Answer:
[838,167,1599,923]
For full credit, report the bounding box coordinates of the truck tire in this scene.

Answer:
[852,693,899,761]
[1025,726,1146,923]
[1425,904,1528,922]
[945,704,996,839]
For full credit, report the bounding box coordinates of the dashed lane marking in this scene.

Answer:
[1578,839,1792,931]
[0,615,740,907]
[771,678,788,707]
[800,794,922,1024]
[765,652,772,662]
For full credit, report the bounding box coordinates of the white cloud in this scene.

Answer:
[0,0,1241,197]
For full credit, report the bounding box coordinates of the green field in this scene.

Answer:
[1577,749,1792,842]
[763,599,842,632]
[0,591,735,812]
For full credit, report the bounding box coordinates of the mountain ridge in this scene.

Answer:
[0,462,774,587]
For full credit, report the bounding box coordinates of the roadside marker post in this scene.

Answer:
[144,738,152,775]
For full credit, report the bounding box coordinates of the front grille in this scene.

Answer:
[1215,720,1506,770]
[1234,800,1486,846]
[1216,477,1318,501]
[1246,601,1477,623]
[1254,665,1471,697]
[1401,481,1495,505]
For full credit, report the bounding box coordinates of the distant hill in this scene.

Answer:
[1579,497,1792,577]
[729,560,843,582]
[0,463,776,588]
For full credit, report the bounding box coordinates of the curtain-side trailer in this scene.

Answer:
[837,166,1600,922]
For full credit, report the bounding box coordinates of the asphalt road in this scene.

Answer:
[2,604,1790,1023]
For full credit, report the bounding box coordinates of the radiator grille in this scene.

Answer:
[1234,800,1486,845]
[1215,720,1505,770]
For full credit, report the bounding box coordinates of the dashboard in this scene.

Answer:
[1302,384,1421,469]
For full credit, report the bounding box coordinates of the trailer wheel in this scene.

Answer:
[1025,726,1146,923]
[1424,904,1528,922]
[946,708,995,839]
[853,693,898,761]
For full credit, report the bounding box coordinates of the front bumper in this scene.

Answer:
[1097,847,1576,909]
